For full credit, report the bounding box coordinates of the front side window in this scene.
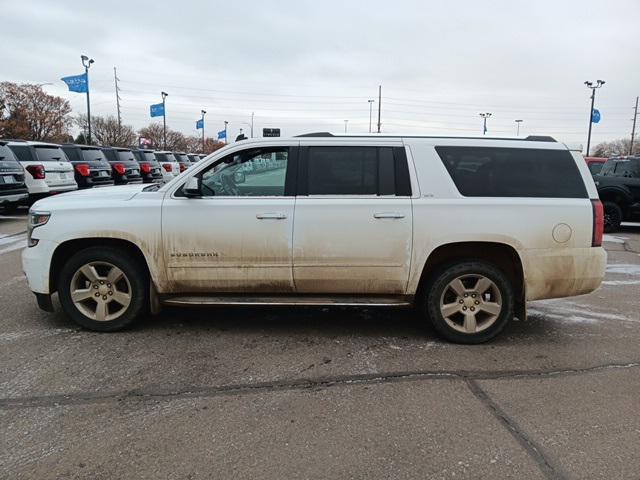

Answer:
[199,147,288,197]
[435,146,588,198]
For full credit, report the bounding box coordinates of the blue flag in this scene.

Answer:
[150,103,165,118]
[61,73,88,93]
[196,119,204,129]
[591,109,601,124]
[217,129,226,140]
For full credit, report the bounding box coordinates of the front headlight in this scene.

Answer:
[27,210,51,247]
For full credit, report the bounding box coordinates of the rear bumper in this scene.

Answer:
[522,246,607,301]
[0,190,28,205]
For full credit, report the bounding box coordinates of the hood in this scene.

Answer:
[32,184,148,210]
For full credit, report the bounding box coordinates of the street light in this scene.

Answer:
[479,112,492,135]
[515,119,523,136]
[584,80,605,156]
[368,99,375,133]
[80,55,94,144]
[200,110,206,153]
[161,91,168,149]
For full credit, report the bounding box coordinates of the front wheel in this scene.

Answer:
[422,261,514,344]
[58,247,148,331]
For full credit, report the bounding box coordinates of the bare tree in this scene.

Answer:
[593,138,640,157]
[138,123,189,151]
[76,114,137,147]
[0,82,72,141]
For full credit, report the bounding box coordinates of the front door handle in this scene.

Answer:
[373,212,405,219]
[256,213,287,220]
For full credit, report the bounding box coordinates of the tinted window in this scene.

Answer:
[175,154,189,162]
[156,153,176,162]
[61,146,80,162]
[35,146,68,162]
[435,146,587,198]
[82,149,109,163]
[116,150,135,162]
[142,152,157,162]
[9,145,33,162]
[614,159,640,177]
[588,162,604,175]
[0,144,20,165]
[599,160,615,176]
[307,147,377,195]
[200,148,288,197]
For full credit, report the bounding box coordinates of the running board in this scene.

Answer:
[161,295,412,307]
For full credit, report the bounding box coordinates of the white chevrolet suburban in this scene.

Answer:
[22,134,606,343]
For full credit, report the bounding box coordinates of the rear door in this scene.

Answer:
[34,146,75,186]
[293,143,413,294]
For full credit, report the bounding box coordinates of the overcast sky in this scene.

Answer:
[3,0,639,147]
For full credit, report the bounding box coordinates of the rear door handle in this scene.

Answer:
[373,212,405,219]
[256,213,287,220]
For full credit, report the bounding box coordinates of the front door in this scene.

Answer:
[293,145,413,294]
[161,145,297,293]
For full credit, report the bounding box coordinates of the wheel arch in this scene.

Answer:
[50,238,152,294]
[415,241,525,313]
[598,187,632,207]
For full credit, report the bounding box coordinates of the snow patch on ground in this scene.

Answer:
[603,234,628,244]
[606,264,640,275]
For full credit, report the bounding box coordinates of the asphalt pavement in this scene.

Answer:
[1,210,639,480]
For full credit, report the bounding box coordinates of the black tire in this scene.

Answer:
[603,201,623,233]
[422,261,514,344]
[58,246,148,331]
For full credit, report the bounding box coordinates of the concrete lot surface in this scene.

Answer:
[1,211,639,480]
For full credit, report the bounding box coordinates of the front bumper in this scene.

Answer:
[22,238,58,294]
[522,246,607,301]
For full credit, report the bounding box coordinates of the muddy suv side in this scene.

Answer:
[22,135,605,343]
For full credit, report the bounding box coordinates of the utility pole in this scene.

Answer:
[201,110,206,153]
[515,119,523,136]
[161,91,168,150]
[344,119,348,133]
[630,96,638,155]
[251,112,255,138]
[584,80,605,156]
[113,67,122,137]
[377,85,382,133]
[81,55,94,144]
[479,112,492,135]
[368,99,375,133]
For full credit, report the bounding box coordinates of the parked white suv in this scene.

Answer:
[154,151,181,183]
[22,134,606,343]
[7,140,77,203]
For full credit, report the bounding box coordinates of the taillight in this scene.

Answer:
[591,199,604,247]
[26,165,45,180]
[140,163,152,174]
[162,163,172,172]
[74,164,91,177]
[112,163,126,175]
[179,163,188,173]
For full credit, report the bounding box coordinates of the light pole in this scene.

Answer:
[584,80,605,156]
[479,112,492,135]
[368,99,375,133]
[80,55,94,144]
[251,112,255,138]
[200,110,206,153]
[515,119,523,136]
[344,119,348,133]
[161,91,168,149]
[224,120,228,144]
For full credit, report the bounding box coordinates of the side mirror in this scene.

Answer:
[234,171,246,184]
[183,176,202,197]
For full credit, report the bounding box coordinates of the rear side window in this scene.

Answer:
[35,147,68,162]
[303,146,411,196]
[435,146,587,198]
[613,159,640,177]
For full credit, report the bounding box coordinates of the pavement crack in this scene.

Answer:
[464,378,568,480]
[1,361,639,410]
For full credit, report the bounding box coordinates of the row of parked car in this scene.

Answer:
[0,140,206,211]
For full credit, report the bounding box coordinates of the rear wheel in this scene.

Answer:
[602,201,623,233]
[423,261,514,344]
[58,247,147,331]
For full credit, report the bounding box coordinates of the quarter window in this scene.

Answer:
[435,146,588,198]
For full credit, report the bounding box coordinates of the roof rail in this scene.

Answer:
[296,132,557,142]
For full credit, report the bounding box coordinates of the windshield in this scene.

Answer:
[81,149,109,163]
[116,150,136,162]
[35,146,68,162]
[0,145,19,164]
[156,153,176,162]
